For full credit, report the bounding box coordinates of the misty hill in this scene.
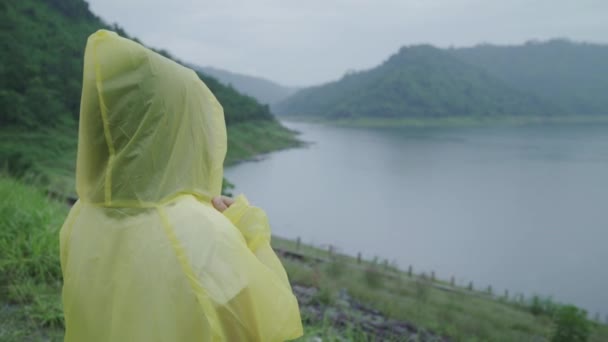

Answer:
[451,39,608,115]
[0,0,298,191]
[275,45,557,120]
[194,66,299,105]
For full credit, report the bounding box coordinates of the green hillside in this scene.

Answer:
[451,39,608,116]
[194,66,299,106]
[0,0,299,194]
[276,45,558,122]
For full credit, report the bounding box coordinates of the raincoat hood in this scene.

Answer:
[76,30,226,206]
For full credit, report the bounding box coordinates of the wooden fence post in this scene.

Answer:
[296,236,301,251]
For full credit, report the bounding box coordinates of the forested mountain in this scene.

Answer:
[451,40,608,116]
[0,0,279,129]
[277,40,608,121]
[0,0,101,128]
[276,45,557,120]
[0,0,298,192]
[194,66,299,105]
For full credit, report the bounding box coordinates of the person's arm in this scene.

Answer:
[210,195,302,341]
[215,195,290,286]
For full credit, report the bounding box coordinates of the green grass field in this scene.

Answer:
[273,238,608,341]
[0,177,66,342]
[225,120,303,165]
[2,176,607,341]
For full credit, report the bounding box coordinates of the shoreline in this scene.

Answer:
[279,115,608,128]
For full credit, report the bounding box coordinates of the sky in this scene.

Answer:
[86,0,608,86]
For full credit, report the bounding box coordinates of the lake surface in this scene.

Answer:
[225,121,608,317]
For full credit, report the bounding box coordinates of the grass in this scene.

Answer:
[272,237,608,342]
[2,176,608,341]
[295,316,371,342]
[225,119,303,165]
[0,176,67,341]
[0,121,79,196]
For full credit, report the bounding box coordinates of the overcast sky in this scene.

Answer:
[86,0,608,86]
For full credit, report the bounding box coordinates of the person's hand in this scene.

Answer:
[212,196,235,212]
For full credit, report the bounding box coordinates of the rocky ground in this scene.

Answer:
[292,284,451,342]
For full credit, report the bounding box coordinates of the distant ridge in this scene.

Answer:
[275,45,558,120]
[451,39,608,115]
[193,66,300,106]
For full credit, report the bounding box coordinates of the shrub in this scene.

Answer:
[363,267,383,289]
[551,305,590,342]
[414,274,431,302]
[325,260,347,279]
[312,286,336,306]
[529,295,557,317]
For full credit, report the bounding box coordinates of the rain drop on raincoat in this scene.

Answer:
[60,30,303,342]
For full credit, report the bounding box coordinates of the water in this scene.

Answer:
[225,121,608,316]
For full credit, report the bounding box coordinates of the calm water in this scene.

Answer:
[225,121,608,316]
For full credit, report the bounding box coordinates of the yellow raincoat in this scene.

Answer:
[60,30,303,341]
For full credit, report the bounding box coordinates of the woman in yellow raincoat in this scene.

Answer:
[60,30,303,341]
